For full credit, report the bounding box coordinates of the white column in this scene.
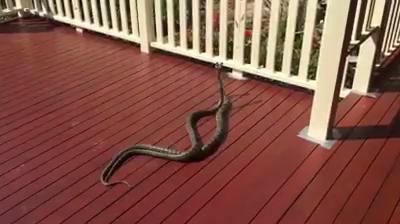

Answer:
[137,0,155,53]
[231,0,247,79]
[306,0,359,142]
[352,0,391,94]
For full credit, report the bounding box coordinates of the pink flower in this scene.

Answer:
[213,13,219,28]
[245,29,252,37]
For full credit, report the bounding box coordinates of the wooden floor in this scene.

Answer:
[0,18,399,224]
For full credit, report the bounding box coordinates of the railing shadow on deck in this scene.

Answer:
[334,113,400,140]
[333,58,400,140]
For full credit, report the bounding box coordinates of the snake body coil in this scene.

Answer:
[100,63,232,187]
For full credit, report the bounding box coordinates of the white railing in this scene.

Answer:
[350,0,400,66]
[17,0,359,94]
[150,0,323,90]
[379,0,400,63]
[0,0,22,16]
[350,0,399,94]
[27,0,141,44]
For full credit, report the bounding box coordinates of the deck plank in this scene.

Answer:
[181,95,371,224]
[89,85,297,224]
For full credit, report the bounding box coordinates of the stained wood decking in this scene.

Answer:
[0,18,400,224]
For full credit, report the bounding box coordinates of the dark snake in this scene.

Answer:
[100,63,232,187]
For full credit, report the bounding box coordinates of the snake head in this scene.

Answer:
[214,62,223,70]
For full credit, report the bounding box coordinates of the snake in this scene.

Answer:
[100,63,232,187]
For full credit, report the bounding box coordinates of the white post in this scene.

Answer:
[231,0,248,80]
[137,0,155,53]
[304,0,359,144]
[15,0,23,8]
[71,0,82,22]
[15,0,30,17]
[352,0,390,94]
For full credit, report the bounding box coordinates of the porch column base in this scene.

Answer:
[298,126,341,150]
[75,27,84,34]
[228,70,248,80]
[351,90,379,98]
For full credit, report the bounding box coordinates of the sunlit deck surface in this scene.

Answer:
[0,18,399,224]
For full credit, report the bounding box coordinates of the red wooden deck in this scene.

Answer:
[0,18,399,224]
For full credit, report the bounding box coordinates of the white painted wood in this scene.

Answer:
[351,0,362,42]
[27,0,34,9]
[232,0,247,64]
[353,0,368,39]
[56,0,64,16]
[72,0,82,21]
[48,0,56,13]
[266,0,281,71]
[353,0,391,93]
[232,0,247,78]
[179,0,187,49]
[63,0,72,19]
[29,0,400,103]
[385,0,397,54]
[154,0,163,43]
[41,0,48,14]
[100,0,109,28]
[91,0,100,26]
[167,0,175,46]
[205,0,214,56]
[5,0,13,10]
[393,2,400,44]
[129,0,139,37]
[352,32,379,94]
[282,0,300,75]
[33,0,40,11]
[396,1,400,43]
[388,0,400,51]
[340,55,350,94]
[298,0,318,81]
[250,0,263,67]
[351,0,375,43]
[219,0,228,60]
[150,42,317,89]
[110,0,119,31]
[396,7,400,44]
[308,0,358,141]
[81,0,90,22]
[390,0,399,50]
[0,8,24,16]
[137,0,155,53]
[14,0,29,12]
[382,0,396,55]
[363,0,373,31]
[192,0,200,53]
[119,0,129,34]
